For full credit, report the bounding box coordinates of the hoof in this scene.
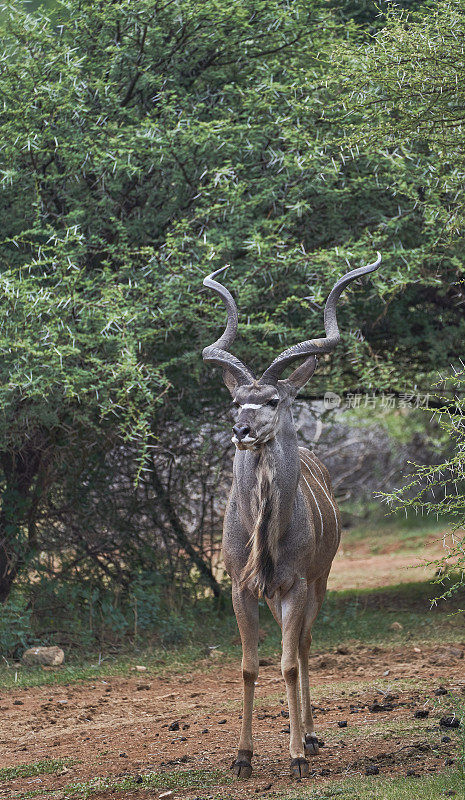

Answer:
[290,757,310,779]
[304,733,319,756]
[232,760,252,780]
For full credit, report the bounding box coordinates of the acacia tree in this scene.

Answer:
[330,0,465,596]
[0,0,463,608]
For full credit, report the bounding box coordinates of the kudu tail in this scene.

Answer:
[240,449,280,597]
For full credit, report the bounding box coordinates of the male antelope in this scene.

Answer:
[202,256,381,779]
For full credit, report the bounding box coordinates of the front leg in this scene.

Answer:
[231,581,259,780]
[281,579,309,778]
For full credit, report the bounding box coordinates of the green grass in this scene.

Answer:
[342,510,458,555]
[15,768,231,799]
[272,771,464,800]
[0,758,76,783]
[1,576,464,691]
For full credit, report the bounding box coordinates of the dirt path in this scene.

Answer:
[2,643,464,799]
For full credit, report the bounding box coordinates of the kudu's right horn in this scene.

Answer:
[259,253,382,384]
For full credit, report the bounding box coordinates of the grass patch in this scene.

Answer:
[15,768,231,799]
[343,510,457,553]
[1,577,464,691]
[273,770,464,800]
[0,757,76,783]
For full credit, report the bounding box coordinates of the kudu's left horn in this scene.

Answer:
[202,266,255,384]
[260,252,382,384]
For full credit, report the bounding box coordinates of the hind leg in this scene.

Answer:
[298,572,329,756]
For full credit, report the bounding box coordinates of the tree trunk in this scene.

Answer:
[0,450,42,602]
[150,464,222,600]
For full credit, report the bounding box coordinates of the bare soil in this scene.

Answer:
[1,643,465,799]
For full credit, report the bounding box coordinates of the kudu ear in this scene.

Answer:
[222,367,239,396]
[278,356,317,397]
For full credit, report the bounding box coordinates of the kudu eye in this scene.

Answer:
[267,398,279,408]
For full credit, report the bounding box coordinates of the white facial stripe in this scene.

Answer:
[238,399,279,410]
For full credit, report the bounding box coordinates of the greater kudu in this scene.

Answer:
[202,255,381,779]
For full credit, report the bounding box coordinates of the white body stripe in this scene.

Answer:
[306,452,330,490]
[300,453,339,535]
[300,472,324,538]
[240,403,263,410]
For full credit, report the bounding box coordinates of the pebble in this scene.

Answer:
[414,709,429,719]
[168,721,180,731]
[365,765,379,775]
[440,716,460,729]
[337,720,347,728]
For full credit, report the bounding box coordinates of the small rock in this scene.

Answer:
[413,647,421,653]
[383,669,390,676]
[389,622,403,631]
[414,709,429,719]
[369,703,394,713]
[337,720,347,728]
[441,736,451,743]
[317,657,337,669]
[406,769,419,777]
[182,723,190,730]
[137,684,151,691]
[168,721,180,731]
[133,665,147,671]
[365,765,379,775]
[336,646,349,655]
[440,716,460,729]
[13,700,23,706]
[22,646,65,666]
[435,687,448,696]
[119,753,127,757]
[201,728,208,734]
[218,719,227,724]
[159,792,173,799]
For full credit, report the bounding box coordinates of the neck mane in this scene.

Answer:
[239,409,299,597]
